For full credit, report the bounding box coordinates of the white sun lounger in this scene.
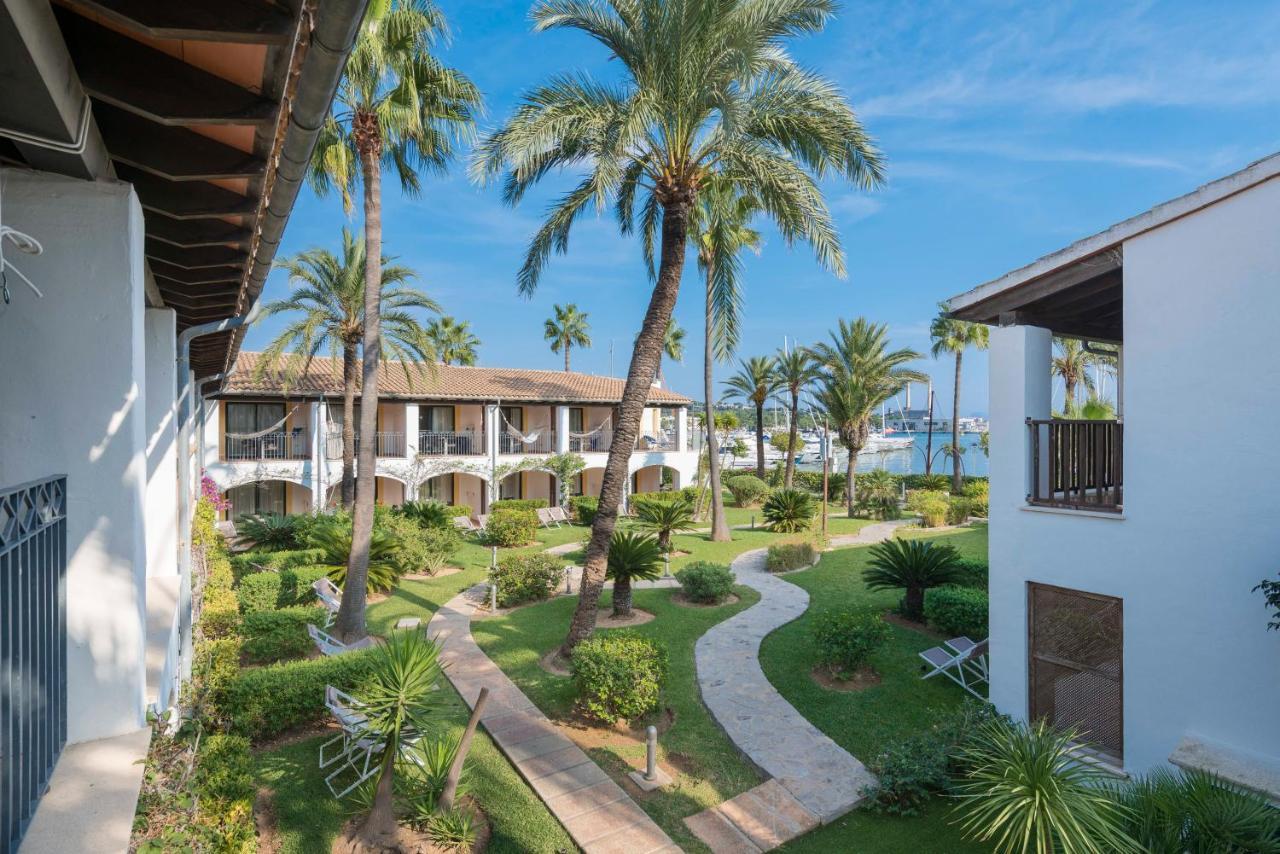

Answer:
[308,623,377,657]
[320,684,423,798]
[476,514,490,532]
[548,506,571,525]
[919,636,989,699]
[536,507,559,528]
[451,515,477,532]
[319,686,369,769]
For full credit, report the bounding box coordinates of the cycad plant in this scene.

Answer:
[398,499,452,530]
[862,537,963,621]
[633,496,697,552]
[235,513,302,551]
[606,530,664,618]
[475,0,883,656]
[953,717,1139,854]
[425,315,480,366]
[762,488,815,533]
[311,523,404,594]
[310,0,481,643]
[929,302,989,493]
[257,229,437,508]
[853,469,900,520]
[544,303,592,371]
[724,356,782,479]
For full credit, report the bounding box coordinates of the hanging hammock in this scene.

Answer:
[225,405,302,440]
[499,410,544,444]
[567,416,612,439]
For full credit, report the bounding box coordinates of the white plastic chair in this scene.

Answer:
[919,637,989,699]
[308,623,376,657]
[548,506,571,526]
[319,686,369,769]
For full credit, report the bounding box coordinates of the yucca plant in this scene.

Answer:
[953,717,1139,854]
[236,513,302,551]
[1108,767,1280,854]
[398,499,452,530]
[425,808,476,852]
[762,488,816,533]
[402,735,466,822]
[863,537,963,621]
[310,523,403,594]
[633,497,697,552]
[606,530,664,618]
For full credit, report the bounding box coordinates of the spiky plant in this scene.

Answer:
[762,488,815,533]
[605,530,664,618]
[398,499,452,530]
[854,469,901,520]
[1107,766,1280,853]
[311,523,403,594]
[862,537,963,621]
[235,513,302,551]
[633,496,697,551]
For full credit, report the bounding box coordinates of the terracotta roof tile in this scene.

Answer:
[222,352,692,405]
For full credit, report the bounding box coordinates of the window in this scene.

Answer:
[226,481,286,519]
[1028,583,1124,763]
[501,406,523,431]
[569,407,584,433]
[226,402,294,459]
[420,474,454,504]
[499,473,522,501]
[421,405,455,433]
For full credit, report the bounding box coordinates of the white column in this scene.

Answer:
[675,406,688,451]
[144,309,178,578]
[309,401,325,510]
[555,405,570,453]
[405,403,420,458]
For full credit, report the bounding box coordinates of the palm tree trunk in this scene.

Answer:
[704,265,730,541]
[564,342,570,372]
[336,114,382,645]
[341,343,357,509]
[904,586,925,622]
[612,576,633,618]
[560,198,689,656]
[845,441,857,517]
[1064,377,1076,417]
[951,351,963,493]
[784,389,799,488]
[754,401,765,478]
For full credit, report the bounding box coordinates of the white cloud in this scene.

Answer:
[829,194,884,221]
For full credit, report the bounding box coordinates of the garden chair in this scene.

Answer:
[319,686,369,769]
[310,577,341,628]
[548,506,571,525]
[307,623,377,657]
[536,507,559,528]
[321,696,423,798]
[919,637,989,699]
[476,514,490,532]
[451,515,477,533]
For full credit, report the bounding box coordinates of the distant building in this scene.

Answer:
[883,409,951,433]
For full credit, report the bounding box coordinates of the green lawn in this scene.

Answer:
[760,523,991,852]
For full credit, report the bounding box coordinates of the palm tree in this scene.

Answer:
[605,530,664,618]
[658,319,685,384]
[773,347,820,488]
[255,229,438,509]
[862,538,963,622]
[633,496,697,552]
[425,315,480,365]
[1052,338,1096,417]
[930,303,989,493]
[723,356,782,478]
[544,303,592,371]
[309,0,480,643]
[474,0,883,656]
[691,182,761,542]
[812,319,925,516]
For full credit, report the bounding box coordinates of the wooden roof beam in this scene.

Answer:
[144,213,252,248]
[118,164,255,219]
[59,0,294,45]
[95,104,266,181]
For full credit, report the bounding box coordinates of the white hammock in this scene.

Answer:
[500,410,544,445]
[225,405,301,440]
[567,416,612,439]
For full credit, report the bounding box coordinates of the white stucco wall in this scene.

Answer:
[144,309,178,578]
[987,175,1280,775]
[0,169,149,743]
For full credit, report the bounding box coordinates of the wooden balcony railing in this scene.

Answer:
[1028,419,1123,511]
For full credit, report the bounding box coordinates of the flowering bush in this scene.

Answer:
[201,473,229,512]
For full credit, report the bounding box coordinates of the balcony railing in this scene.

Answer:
[570,429,613,453]
[1028,418,1122,511]
[500,429,555,454]
[225,431,309,461]
[325,431,406,459]
[636,432,676,451]
[418,430,485,456]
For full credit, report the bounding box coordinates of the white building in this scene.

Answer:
[202,354,698,515]
[0,2,365,850]
[948,153,1280,793]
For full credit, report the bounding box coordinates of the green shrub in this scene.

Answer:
[218,649,379,740]
[229,547,326,581]
[570,495,599,525]
[725,474,770,507]
[241,606,326,664]
[235,513,302,551]
[194,637,243,708]
[854,469,902,520]
[953,559,988,590]
[633,495,696,551]
[907,490,949,527]
[905,473,950,491]
[201,584,242,639]
[675,561,734,604]
[571,632,667,723]
[812,609,890,678]
[765,540,818,572]
[946,496,972,526]
[379,512,460,574]
[397,499,454,529]
[925,586,988,640]
[962,479,989,517]
[1108,767,1280,853]
[489,498,549,512]
[631,487,698,504]
[235,564,330,613]
[192,734,256,851]
[489,552,564,608]
[485,508,538,547]
[793,469,847,502]
[762,488,815,532]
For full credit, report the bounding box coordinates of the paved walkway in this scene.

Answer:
[427,585,678,854]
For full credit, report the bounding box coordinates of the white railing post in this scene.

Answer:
[555,405,570,454]
[405,403,419,457]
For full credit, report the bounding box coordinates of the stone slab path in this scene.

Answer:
[684,780,820,853]
[427,585,679,854]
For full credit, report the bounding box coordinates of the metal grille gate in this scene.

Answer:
[1028,582,1123,762]
[0,476,68,854]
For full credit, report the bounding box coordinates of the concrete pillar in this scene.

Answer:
[405,402,420,457]
[144,309,178,577]
[555,405,570,453]
[675,407,688,451]
[485,403,499,464]
[309,401,325,510]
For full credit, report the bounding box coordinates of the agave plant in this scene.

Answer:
[310,522,403,594]
[762,489,816,533]
[402,735,466,822]
[953,717,1139,854]
[236,513,302,551]
[633,497,697,552]
[863,537,963,621]
[606,530,664,618]
[398,499,452,530]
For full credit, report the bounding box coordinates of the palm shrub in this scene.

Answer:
[863,538,964,622]
[911,472,950,492]
[725,474,769,507]
[1106,767,1280,853]
[633,496,697,551]
[953,717,1139,854]
[762,488,815,532]
[397,499,452,529]
[605,530,663,618]
[310,523,403,594]
[854,469,901,520]
[236,513,302,551]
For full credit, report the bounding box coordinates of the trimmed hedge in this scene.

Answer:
[218,649,379,741]
[485,508,538,547]
[812,609,890,678]
[953,559,988,590]
[570,495,599,525]
[229,547,325,582]
[241,606,326,665]
[489,498,549,512]
[571,632,667,723]
[765,540,818,572]
[725,474,770,507]
[631,487,698,504]
[924,585,988,640]
[675,561,734,604]
[490,553,564,608]
[235,565,329,614]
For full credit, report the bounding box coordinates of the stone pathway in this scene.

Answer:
[427,585,678,854]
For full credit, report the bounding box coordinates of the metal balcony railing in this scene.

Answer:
[569,429,612,453]
[1028,418,1123,511]
[324,431,406,459]
[224,431,309,461]
[418,430,485,456]
[500,429,555,454]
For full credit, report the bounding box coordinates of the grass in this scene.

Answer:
[760,523,991,852]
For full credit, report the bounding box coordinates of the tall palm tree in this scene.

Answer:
[773,347,820,488]
[474,0,883,655]
[1052,338,1096,417]
[254,230,438,509]
[425,315,480,365]
[544,303,592,371]
[929,303,989,493]
[724,356,782,478]
[657,319,685,384]
[310,0,481,644]
[691,182,761,541]
[812,319,925,516]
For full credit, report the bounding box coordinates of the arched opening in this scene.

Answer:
[576,467,606,499]
[494,470,557,505]
[418,472,487,518]
[374,475,407,507]
[631,464,680,495]
[223,480,311,520]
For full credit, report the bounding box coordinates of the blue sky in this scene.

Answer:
[242,0,1280,416]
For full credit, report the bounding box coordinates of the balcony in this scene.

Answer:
[1028,419,1123,512]
[325,431,406,459]
[225,432,309,461]
[570,429,613,453]
[500,429,555,454]
[418,430,485,456]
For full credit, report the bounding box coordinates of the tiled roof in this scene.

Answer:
[222,352,693,405]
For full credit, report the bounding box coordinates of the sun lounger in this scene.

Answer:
[321,684,422,798]
[548,506,571,525]
[476,514,489,532]
[319,686,369,769]
[308,623,377,657]
[536,507,559,528]
[919,637,989,699]
[451,515,477,532]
